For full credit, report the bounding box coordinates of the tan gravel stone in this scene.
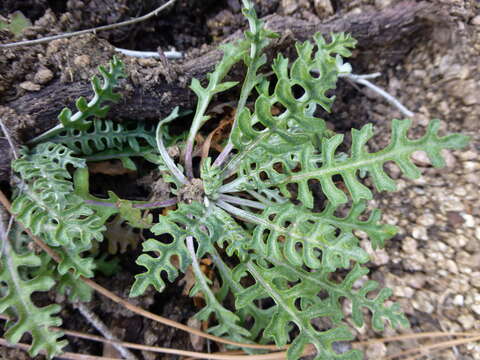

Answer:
[458,314,476,330]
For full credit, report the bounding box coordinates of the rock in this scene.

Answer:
[227,0,241,12]
[441,149,456,168]
[452,294,464,306]
[406,274,427,289]
[403,255,426,271]
[34,67,54,85]
[470,273,480,288]
[453,186,467,197]
[464,161,480,172]
[314,0,334,17]
[362,240,389,265]
[472,305,480,316]
[402,237,418,254]
[365,343,387,358]
[446,211,465,227]
[411,150,430,166]
[459,150,478,161]
[456,251,480,270]
[372,249,390,266]
[444,259,459,274]
[416,213,435,227]
[411,226,428,241]
[19,81,41,91]
[393,286,414,298]
[458,314,475,330]
[461,213,475,228]
[450,79,480,105]
[413,292,434,313]
[443,198,465,212]
[385,162,401,178]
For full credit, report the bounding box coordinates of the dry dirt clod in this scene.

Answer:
[374,0,394,9]
[74,54,91,67]
[281,0,310,15]
[19,81,41,91]
[34,67,54,84]
[314,0,334,17]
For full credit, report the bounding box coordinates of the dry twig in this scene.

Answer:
[0,0,177,49]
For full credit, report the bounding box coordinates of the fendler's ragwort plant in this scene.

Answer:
[2,0,469,359]
[132,2,468,358]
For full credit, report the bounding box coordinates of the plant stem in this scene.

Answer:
[84,198,178,209]
[184,99,209,178]
[213,56,262,169]
[217,194,266,210]
[218,177,246,194]
[184,48,246,178]
[156,108,188,185]
[216,200,263,225]
[28,124,65,145]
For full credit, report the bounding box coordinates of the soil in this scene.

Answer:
[1,0,479,359]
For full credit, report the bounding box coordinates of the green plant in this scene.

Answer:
[0,11,31,38]
[1,0,470,359]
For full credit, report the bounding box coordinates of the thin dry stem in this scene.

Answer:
[387,334,480,360]
[2,303,479,359]
[74,302,137,360]
[0,118,18,159]
[0,0,177,49]
[0,338,118,360]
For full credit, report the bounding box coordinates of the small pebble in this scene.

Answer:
[453,294,464,306]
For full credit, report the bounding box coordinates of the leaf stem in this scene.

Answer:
[216,200,263,225]
[84,198,178,209]
[217,194,266,210]
[219,177,246,194]
[156,108,188,185]
[184,100,209,178]
[28,124,64,145]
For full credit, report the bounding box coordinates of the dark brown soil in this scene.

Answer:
[1,0,479,359]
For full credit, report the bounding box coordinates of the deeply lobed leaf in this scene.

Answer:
[227,119,470,208]
[0,245,66,358]
[49,119,156,156]
[11,143,104,277]
[238,257,408,359]
[226,33,356,178]
[58,56,125,131]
